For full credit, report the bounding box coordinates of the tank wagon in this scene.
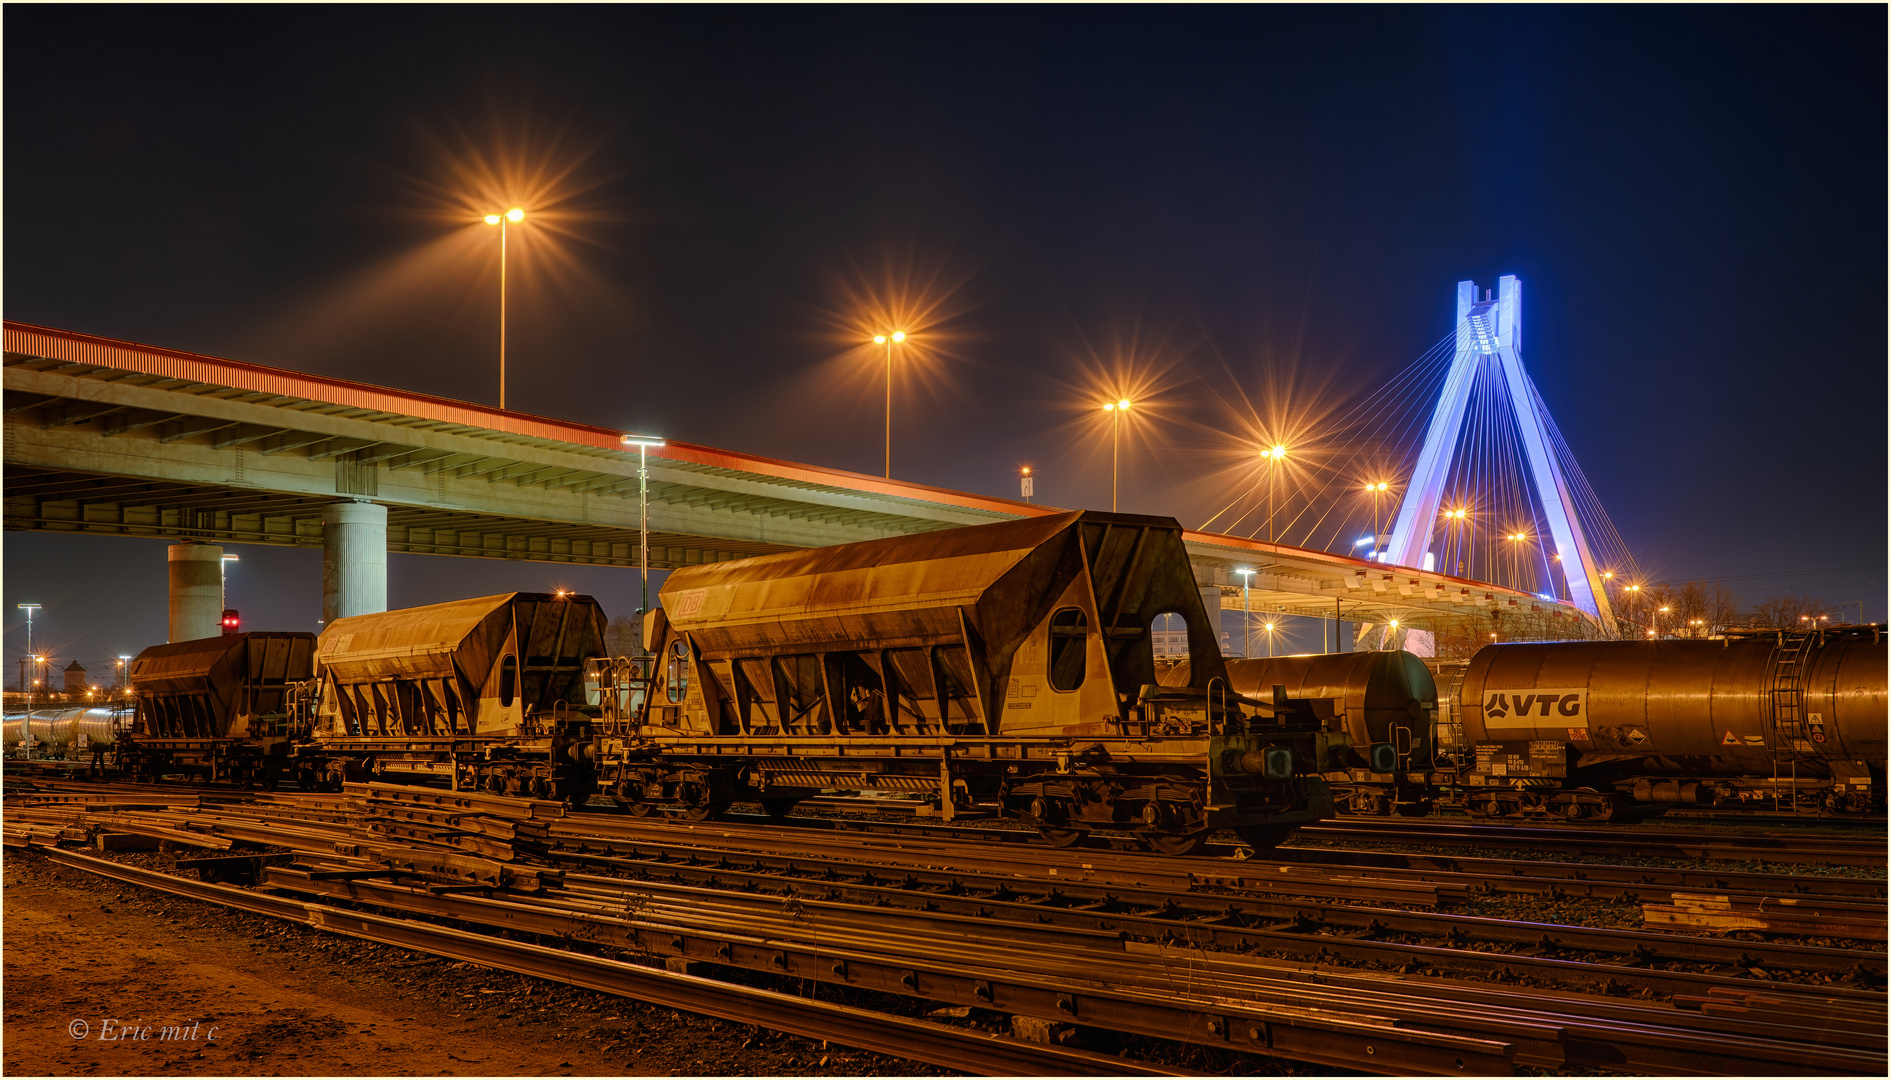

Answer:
[2,707,124,757]
[1453,627,1885,818]
[1157,652,1429,816]
[1204,626,1885,820]
[122,632,316,786]
[607,510,1358,853]
[308,591,607,797]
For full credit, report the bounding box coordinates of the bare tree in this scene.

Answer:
[604,615,640,657]
[1748,594,1835,630]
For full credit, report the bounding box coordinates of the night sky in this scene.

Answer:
[5,6,1885,675]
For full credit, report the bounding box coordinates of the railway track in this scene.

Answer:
[6,782,1885,1075]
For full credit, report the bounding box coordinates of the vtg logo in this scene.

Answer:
[1483,687,1587,728]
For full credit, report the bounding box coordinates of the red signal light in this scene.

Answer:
[221,609,240,635]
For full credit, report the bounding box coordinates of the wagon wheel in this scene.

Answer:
[1037,826,1086,848]
[682,800,729,822]
[1143,830,1208,857]
[623,800,659,818]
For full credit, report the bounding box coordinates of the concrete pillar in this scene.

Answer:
[168,542,224,642]
[323,502,388,624]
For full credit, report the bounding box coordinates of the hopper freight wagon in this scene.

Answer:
[305,591,607,797]
[122,632,317,786]
[607,510,1360,853]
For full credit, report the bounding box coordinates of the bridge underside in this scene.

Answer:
[5,465,787,568]
[3,322,1590,636]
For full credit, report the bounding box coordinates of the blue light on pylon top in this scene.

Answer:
[1381,276,1618,634]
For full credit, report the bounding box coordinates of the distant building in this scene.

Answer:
[63,660,86,694]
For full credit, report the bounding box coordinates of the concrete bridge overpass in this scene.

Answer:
[3,322,1580,640]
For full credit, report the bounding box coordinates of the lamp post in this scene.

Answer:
[482,207,526,410]
[1236,568,1254,658]
[1100,398,1132,511]
[1261,445,1287,547]
[1386,618,1399,652]
[1263,620,1278,659]
[16,603,40,710]
[1365,481,1391,560]
[1019,466,1034,504]
[872,331,907,478]
[1441,508,1467,576]
[1505,532,1530,592]
[621,435,666,649]
[1655,605,1670,639]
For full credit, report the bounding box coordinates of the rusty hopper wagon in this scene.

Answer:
[124,632,316,786]
[310,592,606,797]
[616,510,1353,853]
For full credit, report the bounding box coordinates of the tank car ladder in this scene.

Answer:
[1767,630,1809,813]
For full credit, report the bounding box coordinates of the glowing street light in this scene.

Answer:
[1102,398,1133,512]
[1364,480,1393,558]
[1386,618,1399,652]
[1261,445,1288,548]
[873,331,908,478]
[1019,465,1033,504]
[483,206,527,410]
[1263,620,1278,659]
[621,434,666,644]
[16,603,40,712]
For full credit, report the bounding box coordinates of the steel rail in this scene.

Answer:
[534,845,1886,998]
[16,793,1883,981]
[264,864,1533,1074]
[532,825,1886,980]
[263,864,1881,1076]
[1297,819,1887,865]
[27,846,1197,1078]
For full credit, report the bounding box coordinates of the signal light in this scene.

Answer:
[221,609,240,635]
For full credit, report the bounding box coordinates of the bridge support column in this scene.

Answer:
[323,501,387,624]
[167,541,224,642]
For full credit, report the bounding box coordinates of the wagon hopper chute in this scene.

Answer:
[622,509,1348,852]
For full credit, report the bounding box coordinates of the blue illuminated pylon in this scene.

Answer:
[1382,276,1617,632]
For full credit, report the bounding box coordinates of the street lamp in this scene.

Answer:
[1236,568,1254,658]
[872,331,908,478]
[1101,398,1132,512]
[16,604,40,710]
[621,435,665,649]
[1261,445,1288,547]
[1263,620,1278,659]
[1386,618,1399,652]
[483,206,527,410]
[221,553,239,610]
[1441,508,1468,576]
[1019,465,1034,504]
[1504,531,1530,592]
[1655,605,1670,638]
[1364,481,1392,559]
